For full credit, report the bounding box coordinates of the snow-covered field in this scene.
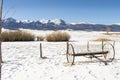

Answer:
[1,30,120,80]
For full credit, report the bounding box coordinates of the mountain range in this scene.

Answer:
[2,17,120,31]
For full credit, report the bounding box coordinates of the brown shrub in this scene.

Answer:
[1,31,35,41]
[94,38,111,41]
[46,31,70,42]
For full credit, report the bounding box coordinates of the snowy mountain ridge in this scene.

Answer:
[2,17,120,31]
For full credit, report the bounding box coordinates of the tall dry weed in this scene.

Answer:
[46,31,70,42]
[1,31,34,41]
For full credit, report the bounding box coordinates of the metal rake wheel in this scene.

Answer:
[103,42,115,62]
[66,43,75,65]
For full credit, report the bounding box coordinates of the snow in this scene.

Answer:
[21,20,33,23]
[2,28,9,32]
[40,19,50,24]
[51,19,65,25]
[70,21,96,25]
[111,23,120,25]
[1,30,120,80]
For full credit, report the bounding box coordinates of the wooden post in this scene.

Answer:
[40,43,43,58]
[102,40,104,51]
[40,43,47,59]
[87,41,89,51]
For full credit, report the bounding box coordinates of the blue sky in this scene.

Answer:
[3,0,120,24]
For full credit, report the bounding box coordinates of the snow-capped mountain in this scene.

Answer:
[51,19,66,25]
[2,17,120,31]
[21,20,33,23]
[40,19,50,24]
[3,17,16,23]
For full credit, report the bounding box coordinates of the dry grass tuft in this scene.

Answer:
[1,31,35,41]
[46,31,70,42]
[94,38,111,41]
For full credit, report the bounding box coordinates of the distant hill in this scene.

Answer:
[2,17,120,31]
